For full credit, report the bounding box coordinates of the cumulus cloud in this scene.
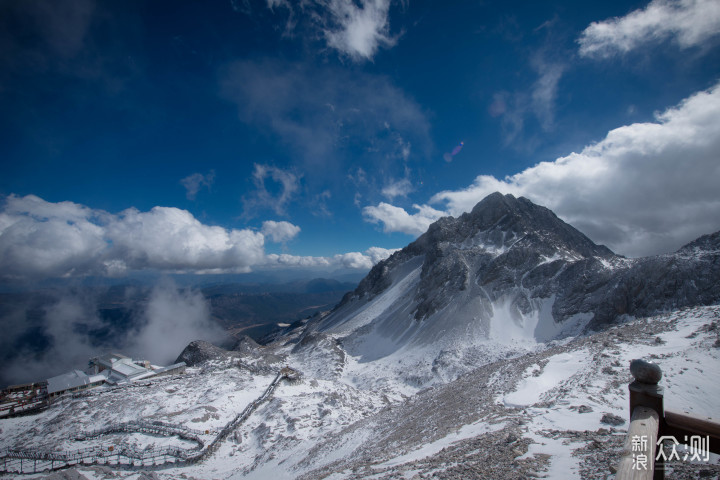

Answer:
[0,194,402,281]
[362,202,445,236]
[0,195,108,279]
[331,246,398,269]
[107,206,266,272]
[578,0,720,58]
[180,170,215,200]
[242,164,301,217]
[261,220,301,243]
[0,195,266,280]
[421,81,720,257]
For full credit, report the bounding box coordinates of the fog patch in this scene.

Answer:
[0,281,226,387]
[0,292,105,386]
[125,279,225,365]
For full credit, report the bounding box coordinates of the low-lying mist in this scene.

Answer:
[0,279,226,387]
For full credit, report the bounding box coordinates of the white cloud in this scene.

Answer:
[264,253,332,268]
[578,0,720,58]
[428,81,720,256]
[363,246,398,264]
[264,246,398,270]
[0,195,267,280]
[332,246,398,269]
[0,195,108,279]
[333,251,374,269]
[322,0,397,60]
[1,281,226,385]
[107,207,266,272]
[381,178,413,200]
[0,293,107,385]
[242,163,300,217]
[488,54,567,145]
[0,194,400,280]
[180,170,215,200]
[362,202,445,236]
[259,0,397,60]
[261,220,301,243]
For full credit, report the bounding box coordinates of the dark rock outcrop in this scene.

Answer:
[175,340,228,367]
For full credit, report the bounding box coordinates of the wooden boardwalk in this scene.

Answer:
[0,367,300,474]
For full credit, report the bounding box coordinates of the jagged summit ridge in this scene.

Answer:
[343,193,614,308]
[315,193,720,356]
[423,192,613,258]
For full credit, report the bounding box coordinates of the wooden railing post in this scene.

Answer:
[617,359,664,480]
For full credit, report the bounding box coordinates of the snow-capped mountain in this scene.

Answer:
[312,193,720,356]
[2,192,719,480]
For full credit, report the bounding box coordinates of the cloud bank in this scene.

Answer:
[365,81,720,257]
[0,195,396,281]
[265,246,398,271]
[578,0,720,58]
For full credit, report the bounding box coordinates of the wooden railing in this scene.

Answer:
[617,359,720,479]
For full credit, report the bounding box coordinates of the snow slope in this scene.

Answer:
[2,305,719,480]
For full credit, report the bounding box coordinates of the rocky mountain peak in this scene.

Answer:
[344,193,614,309]
[677,230,720,253]
[419,193,613,259]
[321,193,720,349]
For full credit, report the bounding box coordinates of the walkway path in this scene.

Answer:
[0,367,299,474]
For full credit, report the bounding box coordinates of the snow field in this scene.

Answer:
[2,306,719,479]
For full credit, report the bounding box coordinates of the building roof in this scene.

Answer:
[110,358,148,378]
[47,370,106,395]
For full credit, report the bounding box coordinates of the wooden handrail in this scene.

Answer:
[663,409,720,456]
[617,406,660,480]
[617,359,720,480]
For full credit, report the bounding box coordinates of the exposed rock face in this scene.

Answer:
[318,193,720,348]
[175,340,228,366]
[232,335,261,354]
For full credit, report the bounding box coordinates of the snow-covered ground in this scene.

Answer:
[2,306,719,479]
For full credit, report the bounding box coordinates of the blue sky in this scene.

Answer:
[1,0,720,282]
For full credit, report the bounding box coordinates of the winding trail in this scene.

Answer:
[0,367,299,475]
